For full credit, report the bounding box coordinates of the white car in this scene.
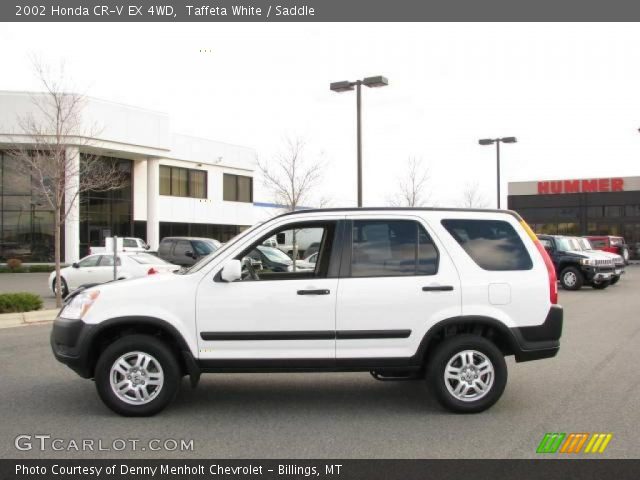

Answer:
[49,252,179,297]
[52,208,563,416]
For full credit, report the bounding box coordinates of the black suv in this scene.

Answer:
[157,237,221,266]
[537,234,615,290]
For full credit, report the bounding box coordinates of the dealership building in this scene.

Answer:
[0,91,260,263]
[508,176,640,248]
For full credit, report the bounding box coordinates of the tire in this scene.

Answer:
[610,276,620,285]
[52,277,69,298]
[560,267,583,290]
[592,281,610,290]
[428,334,507,414]
[95,334,181,417]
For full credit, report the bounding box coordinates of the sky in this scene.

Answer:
[2,22,640,208]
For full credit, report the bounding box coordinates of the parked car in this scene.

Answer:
[585,235,630,265]
[89,237,150,255]
[576,237,625,285]
[537,234,615,290]
[52,208,563,416]
[48,252,180,297]
[157,237,221,266]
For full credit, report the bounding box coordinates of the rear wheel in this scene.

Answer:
[51,277,69,298]
[95,334,180,416]
[428,334,507,413]
[560,267,583,290]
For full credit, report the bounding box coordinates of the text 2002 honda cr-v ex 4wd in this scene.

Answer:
[51,208,563,416]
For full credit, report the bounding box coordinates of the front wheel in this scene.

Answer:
[52,277,69,298]
[592,281,610,290]
[95,334,181,416]
[610,276,620,285]
[428,334,507,413]
[560,267,583,290]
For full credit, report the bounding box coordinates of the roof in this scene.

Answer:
[275,207,522,219]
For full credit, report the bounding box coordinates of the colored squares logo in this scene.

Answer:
[537,433,612,454]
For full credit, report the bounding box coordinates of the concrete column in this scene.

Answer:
[64,146,80,264]
[146,158,160,250]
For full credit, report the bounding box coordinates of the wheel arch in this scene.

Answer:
[413,315,519,365]
[83,316,199,384]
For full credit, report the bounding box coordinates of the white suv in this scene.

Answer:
[51,208,563,416]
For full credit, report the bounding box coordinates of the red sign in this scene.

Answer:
[537,178,624,195]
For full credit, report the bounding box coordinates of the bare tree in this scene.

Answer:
[8,61,126,307]
[388,157,432,207]
[258,137,326,267]
[460,181,489,208]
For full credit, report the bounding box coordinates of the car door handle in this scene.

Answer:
[422,285,454,292]
[297,289,330,295]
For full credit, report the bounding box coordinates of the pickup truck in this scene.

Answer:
[89,237,150,255]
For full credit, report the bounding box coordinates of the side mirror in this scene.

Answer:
[72,262,79,268]
[185,251,195,259]
[145,244,150,250]
[220,260,242,282]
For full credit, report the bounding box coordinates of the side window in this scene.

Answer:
[441,219,533,271]
[78,255,100,268]
[123,239,137,248]
[590,238,607,248]
[99,255,121,267]
[539,238,553,250]
[174,240,192,257]
[351,220,438,277]
[158,240,173,256]
[236,223,334,281]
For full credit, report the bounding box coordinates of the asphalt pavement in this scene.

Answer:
[1,268,639,459]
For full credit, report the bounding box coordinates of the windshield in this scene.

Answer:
[129,253,171,265]
[576,238,592,250]
[193,240,220,256]
[257,245,292,263]
[556,237,582,252]
[179,224,262,274]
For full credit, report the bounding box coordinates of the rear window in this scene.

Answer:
[441,219,532,271]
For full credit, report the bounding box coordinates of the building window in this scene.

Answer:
[159,165,207,199]
[223,174,253,203]
[587,206,603,218]
[605,206,623,217]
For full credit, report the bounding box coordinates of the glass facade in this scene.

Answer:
[0,151,55,262]
[79,155,133,258]
[160,221,249,243]
[223,173,253,202]
[508,189,640,258]
[159,165,207,198]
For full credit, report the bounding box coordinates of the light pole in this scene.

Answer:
[330,75,389,207]
[478,137,517,209]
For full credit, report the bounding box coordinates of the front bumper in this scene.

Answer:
[582,266,615,283]
[50,317,94,378]
[510,305,563,362]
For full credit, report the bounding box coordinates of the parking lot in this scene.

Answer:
[1,268,639,459]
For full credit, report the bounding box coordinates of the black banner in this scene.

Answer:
[4,0,640,22]
[2,459,640,480]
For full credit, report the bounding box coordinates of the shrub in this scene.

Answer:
[6,258,22,271]
[0,293,43,313]
[27,264,57,273]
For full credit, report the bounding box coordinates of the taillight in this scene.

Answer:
[147,267,158,275]
[520,220,558,305]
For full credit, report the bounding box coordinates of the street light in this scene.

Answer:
[478,136,518,209]
[330,75,389,207]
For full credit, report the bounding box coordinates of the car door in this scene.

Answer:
[173,240,195,266]
[335,215,461,362]
[195,219,342,364]
[95,255,121,283]
[67,254,102,288]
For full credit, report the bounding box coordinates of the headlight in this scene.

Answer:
[579,258,596,266]
[60,290,100,320]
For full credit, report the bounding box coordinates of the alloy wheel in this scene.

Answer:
[444,350,495,402]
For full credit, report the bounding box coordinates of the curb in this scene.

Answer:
[0,308,58,329]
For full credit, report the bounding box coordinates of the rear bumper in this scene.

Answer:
[510,305,563,362]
